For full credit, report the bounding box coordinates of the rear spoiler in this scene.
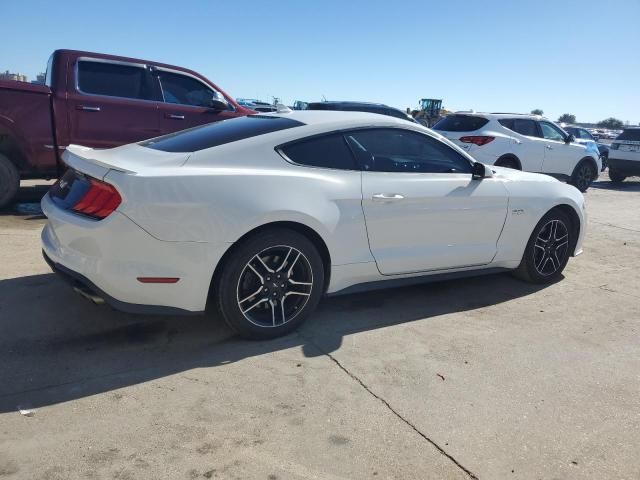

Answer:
[62,145,135,180]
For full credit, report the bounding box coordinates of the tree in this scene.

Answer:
[558,113,576,124]
[598,118,624,130]
[531,109,544,115]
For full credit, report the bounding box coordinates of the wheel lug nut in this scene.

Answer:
[281,283,285,288]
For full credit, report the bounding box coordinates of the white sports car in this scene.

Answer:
[42,111,586,339]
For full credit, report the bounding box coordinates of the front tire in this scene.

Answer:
[570,160,596,192]
[215,228,325,340]
[609,169,626,184]
[0,154,19,209]
[513,209,573,284]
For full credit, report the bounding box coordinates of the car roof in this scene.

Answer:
[450,111,547,121]
[307,101,391,108]
[262,109,415,127]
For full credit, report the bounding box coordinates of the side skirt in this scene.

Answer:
[328,267,512,296]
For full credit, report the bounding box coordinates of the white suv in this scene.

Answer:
[608,127,640,183]
[433,113,601,191]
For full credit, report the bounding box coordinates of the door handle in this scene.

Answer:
[166,114,185,120]
[77,105,101,112]
[372,193,405,201]
[545,145,553,150]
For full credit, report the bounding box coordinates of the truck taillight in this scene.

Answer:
[71,178,121,219]
[459,136,495,146]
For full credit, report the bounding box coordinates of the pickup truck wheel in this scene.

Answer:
[0,154,19,209]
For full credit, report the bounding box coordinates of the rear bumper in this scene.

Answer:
[608,158,640,175]
[43,250,199,315]
[41,192,223,314]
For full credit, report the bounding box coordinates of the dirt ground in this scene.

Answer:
[1,174,639,479]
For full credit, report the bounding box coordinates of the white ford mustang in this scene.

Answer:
[42,111,586,339]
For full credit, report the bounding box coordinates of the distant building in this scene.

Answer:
[31,72,45,85]
[0,70,28,82]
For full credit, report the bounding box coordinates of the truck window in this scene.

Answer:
[157,71,221,108]
[77,60,154,100]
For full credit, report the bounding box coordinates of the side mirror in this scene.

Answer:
[472,162,488,179]
[209,91,229,111]
[565,134,575,144]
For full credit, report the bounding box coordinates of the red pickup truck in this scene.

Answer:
[0,49,253,207]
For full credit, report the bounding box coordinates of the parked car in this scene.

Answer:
[608,127,640,183]
[236,98,278,112]
[0,49,253,208]
[563,126,608,170]
[42,111,585,339]
[305,101,417,123]
[432,113,601,191]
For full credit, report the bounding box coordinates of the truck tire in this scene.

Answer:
[0,154,19,209]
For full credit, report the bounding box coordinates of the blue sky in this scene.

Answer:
[4,0,639,124]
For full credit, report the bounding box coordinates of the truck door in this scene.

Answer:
[153,68,239,133]
[65,58,162,149]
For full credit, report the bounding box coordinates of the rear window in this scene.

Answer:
[77,60,154,100]
[617,129,640,141]
[141,115,304,153]
[432,115,489,132]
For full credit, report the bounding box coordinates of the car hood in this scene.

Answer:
[489,165,559,183]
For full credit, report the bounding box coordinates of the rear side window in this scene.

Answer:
[432,115,489,132]
[141,115,304,152]
[280,134,357,170]
[617,129,640,141]
[77,60,154,100]
[501,118,539,137]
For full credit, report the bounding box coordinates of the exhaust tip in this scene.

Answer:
[73,286,105,305]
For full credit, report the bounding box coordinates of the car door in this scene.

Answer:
[66,58,162,148]
[538,121,580,176]
[500,118,546,172]
[154,68,238,133]
[348,128,509,275]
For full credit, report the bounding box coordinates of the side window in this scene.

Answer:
[345,129,472,174]
[280,134,358,170]
[499,119,539,137]
[539,122,566,142]
[513,119,539,137]
[77,60,154,100]
[579,129,594,141]
[157,71,216,108]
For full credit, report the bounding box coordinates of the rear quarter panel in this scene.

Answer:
[108,144,373,267]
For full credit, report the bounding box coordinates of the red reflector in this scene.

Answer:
[72,179,121,219]
[137,277,180,284]
[459,135,495,146]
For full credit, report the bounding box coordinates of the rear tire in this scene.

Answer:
[214,228,325,340]
[513,209,573,284]
[609,169,626,184]
[0,154,19,209]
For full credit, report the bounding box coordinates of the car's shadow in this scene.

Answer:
[0,270,556,413]
[591,178,640,192]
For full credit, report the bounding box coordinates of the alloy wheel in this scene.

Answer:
[236,245,313,327]
[533,219,569,276]
[576,164,593,191]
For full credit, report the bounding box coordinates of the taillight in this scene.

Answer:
[71,178,121,219]
[459,136,495,146]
